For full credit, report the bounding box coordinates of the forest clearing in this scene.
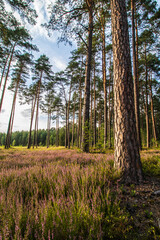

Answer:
[0,0,160,239]
[0,147,160,239]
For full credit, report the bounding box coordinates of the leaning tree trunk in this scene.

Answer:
[131,0,141,150]
[82,1,93,152]
[111,0,143,183]
[0,52,10,89]
[0,44,15,112]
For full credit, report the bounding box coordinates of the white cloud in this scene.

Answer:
[27,0,58,43]
[52,56,67,71]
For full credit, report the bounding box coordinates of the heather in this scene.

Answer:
[0,147,160,239]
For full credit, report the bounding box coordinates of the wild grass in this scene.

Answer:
[0,148,132,240]
[0,147,160,239]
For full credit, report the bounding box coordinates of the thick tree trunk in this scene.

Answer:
[0,44,15,112]
[111,0,143,183]
[131,0,141,150]
[144,44,150,148]
[102,24,107,149]
[82,2,93,152]
[28,93,37,149]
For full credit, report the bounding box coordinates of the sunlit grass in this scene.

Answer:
[0,147,160,239]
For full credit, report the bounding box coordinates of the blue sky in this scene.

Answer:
[0,0,76,133]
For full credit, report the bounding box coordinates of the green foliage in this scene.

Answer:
[142,156,160,177]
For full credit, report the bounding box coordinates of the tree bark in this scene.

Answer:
[0,52,10,89]
[28,92,37,149]
[144,44,150,148]
[108,54,112,148]
[67,82,72,149]
[33,73,42,148]
[90,75,93,147]
[93,60,96,147]
[5,78,19,148]
[102,24,107,149]
[111,0,143,183]
[72,101,75,147]
[56,111,59,147]
[131,0,141,150]
[82,1,93,152]
[47,110,51,148]
[77,63,82,148]
[65,101,68,148]
[149,72,157,147]
[0,44,16,112]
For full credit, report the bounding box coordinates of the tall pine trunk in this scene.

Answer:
[47,110,51,148]
[144,44,150,148]
[28,92,37,149]
[5,78,19,148]
[102,24,107,149]
[149,72,157,147]
[131,0,141,150]
[111,0,143,183]
[93,60,96,147]
[56,111,59,147]
[65,101,68,148]
[0,44,15,112]
[77,66,82,148]
[108,54,112,148]
[72,101,75,147]
[0,52,10,89]
[33,73,42,148]
[82,2,93,152]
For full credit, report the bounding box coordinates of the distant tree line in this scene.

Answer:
[0,128,66,147]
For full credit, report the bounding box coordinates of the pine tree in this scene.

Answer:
[111,0,143,183]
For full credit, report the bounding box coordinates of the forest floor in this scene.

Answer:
[0,146,160,239]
